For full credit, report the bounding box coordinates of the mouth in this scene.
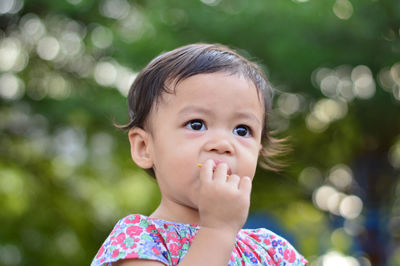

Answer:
[197,161,233,175]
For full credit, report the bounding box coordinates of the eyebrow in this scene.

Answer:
[178,106,213,116]
[178,105,261,126]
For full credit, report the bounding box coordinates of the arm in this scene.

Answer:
[114,160,252,266]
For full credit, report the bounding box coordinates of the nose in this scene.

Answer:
[204,132,234,155]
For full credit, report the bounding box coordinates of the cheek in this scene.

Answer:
[183,131,204,139]
[237,137,260,152]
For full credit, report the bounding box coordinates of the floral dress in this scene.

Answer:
[91,214,308,266]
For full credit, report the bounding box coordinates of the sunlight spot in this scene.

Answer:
[118,9,146,43]
[337,79,354,101]
[352,65,375,99]
[66,0,82,5]
[0,0,23,14]
[201,0,221,6]
[393,86,400,101]
[328,164,353,191]
[354,76,375,99]
[378,67,395,92]
[321,75,340,98]
[115,67,137,97]
[306,113,328,133]
[333,0,354,20]
[19,13,47,43]
[327,191,345,215]
[94,61,117,87]
[0,37,21,71]
[322,250,359,266]
[46,74,70,100]
[313,185,337,211]
[339,195,363,219]
[278,93,302,117]
[100,0,130,20]
[299,167,323,191]
[390,62,400,86]
[36,36,60,61]
[268,111,290,133]
[313,68,334,88]
[0,244,21,265]
[91,25,113,49]
[388,139,400,169]
[313,99,347,123]
[0,73,25,100]
[60,31,83,56]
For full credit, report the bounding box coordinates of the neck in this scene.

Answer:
[150,198,200,225]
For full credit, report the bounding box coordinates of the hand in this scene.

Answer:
[197,159,252,234]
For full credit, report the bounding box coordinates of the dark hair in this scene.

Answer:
[117,43,287,176]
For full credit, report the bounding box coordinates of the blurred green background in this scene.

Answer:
[1,0,400,265]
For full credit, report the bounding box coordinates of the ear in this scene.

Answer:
[128,127,154,169]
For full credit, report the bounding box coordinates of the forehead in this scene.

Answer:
[156,72,264,116]
[167,72,262,100]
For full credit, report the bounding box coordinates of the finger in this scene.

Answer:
[226,174,240,188]
[200,159,215,183]
[213,163,229,183]
[239,176,252,193]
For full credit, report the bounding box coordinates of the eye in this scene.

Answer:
[233,125,251,137]
[185,120,206,131]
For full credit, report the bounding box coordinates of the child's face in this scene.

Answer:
[145,72,264,213]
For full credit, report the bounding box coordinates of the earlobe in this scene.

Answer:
[128,127,154,169]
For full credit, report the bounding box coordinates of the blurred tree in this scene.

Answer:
[0,0,399,265]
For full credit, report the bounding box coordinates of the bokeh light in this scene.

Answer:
[36,36,60,61]
[333,0,354,20]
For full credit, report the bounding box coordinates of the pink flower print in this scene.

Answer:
[127,250,139,258]
[96,245,104,258]
[181,237,190,245]
[167,231,179,242]
[111,233,126,245]
[171,257,179,265]
[146,224,157,233]
[287,249,296,263]
[125,215,141,224]
[126,225,143,237]
[112,249,119,258]
[251,234,261,242]
[152,246,161,255]
[264,239,271,245]
[284,249,290,260]
[169,243,180,256]
[268,248,276,256]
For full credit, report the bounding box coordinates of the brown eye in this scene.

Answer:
[233,125,251,137]
[185,120,206,131]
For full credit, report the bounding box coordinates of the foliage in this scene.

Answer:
[0,0,399,265]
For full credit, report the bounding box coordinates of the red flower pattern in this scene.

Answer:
[91,214,308,266]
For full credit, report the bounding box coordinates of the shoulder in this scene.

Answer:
[238,228,308,265]
[91,214,170,266]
